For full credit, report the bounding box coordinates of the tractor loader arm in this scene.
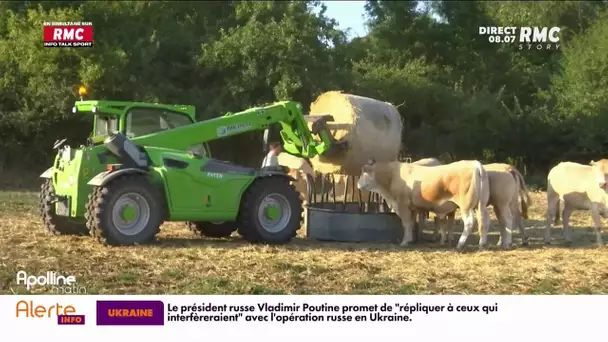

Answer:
[128,101,345,160]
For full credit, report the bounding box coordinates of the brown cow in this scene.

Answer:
[409,158,449,242]
[486,163,531,246]
[545,160,608,247]
[436,163,531,248]
[357,159,491,251]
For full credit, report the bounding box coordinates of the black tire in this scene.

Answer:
[40,179,88,235]
[235,178,305,238]
[86,174,164,246]
[85,192,95,236]
[238,176,302,244]
[237,191,303,238]
[237,214,302,238]
[187,221,237,238]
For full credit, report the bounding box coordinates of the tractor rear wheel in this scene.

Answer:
[86,175,164,246]
[39,179,87,235]
[187,221,237,238]
[238,177,302,244]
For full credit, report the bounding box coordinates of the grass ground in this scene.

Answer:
[1,190,607,294]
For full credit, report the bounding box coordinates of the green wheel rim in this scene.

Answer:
[257,193,292,233]
[111,192,151,236]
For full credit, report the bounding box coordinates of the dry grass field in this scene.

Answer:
[1,190,607,295]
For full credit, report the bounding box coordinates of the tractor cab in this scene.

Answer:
[40,87,213,220]
[72,86,210,157]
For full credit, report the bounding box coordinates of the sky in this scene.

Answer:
[320,1,433,39]
[320,1,369,39]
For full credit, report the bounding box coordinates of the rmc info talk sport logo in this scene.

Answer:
[479,26,561,50]
[15,270,86,294]
[43,21,93,47]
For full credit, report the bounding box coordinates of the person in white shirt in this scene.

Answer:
[261,142,282,168]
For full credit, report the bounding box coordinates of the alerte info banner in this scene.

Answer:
[1,295,604,341]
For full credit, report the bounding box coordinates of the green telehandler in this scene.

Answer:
[39,87,345,246]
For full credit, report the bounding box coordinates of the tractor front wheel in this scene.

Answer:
[40,179,87,235]
[86,175,164,246]
[187,221,237,238]
[238,177,302,244]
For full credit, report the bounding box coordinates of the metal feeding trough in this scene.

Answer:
[304,173,404,244]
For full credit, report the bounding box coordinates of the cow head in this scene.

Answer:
[357,159,378,191]
[590,159,608,190]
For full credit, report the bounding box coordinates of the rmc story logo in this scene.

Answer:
[479,26,561,50]
[15,270,87,294]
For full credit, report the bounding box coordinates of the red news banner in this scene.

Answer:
[43,21,93,47]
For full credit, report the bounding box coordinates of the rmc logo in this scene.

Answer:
[52,27,86,40]
[519,26,560,50]
[43,22,93,47]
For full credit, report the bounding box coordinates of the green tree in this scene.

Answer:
[197,1,347,116]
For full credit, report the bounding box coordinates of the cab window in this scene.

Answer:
[94,115,118,136]
[125,108,193,138]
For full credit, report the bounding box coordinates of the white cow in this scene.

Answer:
[546,160,608,247]
[277,153,316,228]
[277,153,315,198]
[358,159,491,251]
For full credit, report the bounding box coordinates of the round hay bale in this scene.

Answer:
[308,91,403,175]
